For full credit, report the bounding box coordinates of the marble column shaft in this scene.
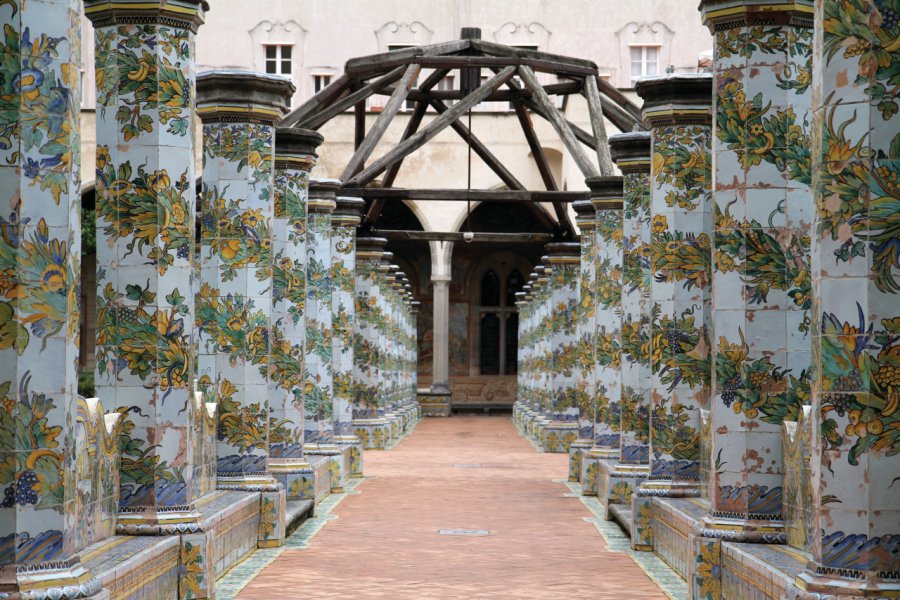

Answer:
[611,132,653,468]
[303,179,338,444]
[195,71,294,490]
[87,0,209,529]
[634,74,713,499]
[0,0,108,595]
[790,0,900,595]
[267,127,322,474]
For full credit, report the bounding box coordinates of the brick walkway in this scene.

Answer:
[237,416,668,599]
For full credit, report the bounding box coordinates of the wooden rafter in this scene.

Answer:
[518,66,599,180]
[374,229,554,243]
[300,66,406,130]
[280,74,351,127]
[343,188,589,203]
[341,63,421,182]
[584,75,615,176]
[346,66,517,187]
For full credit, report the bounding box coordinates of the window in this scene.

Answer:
[478,269,524,375]
[265,45,292,76]
[313,74,332,94]
[630,45,659,85]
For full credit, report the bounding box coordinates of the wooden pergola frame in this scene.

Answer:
[280,30,645,239]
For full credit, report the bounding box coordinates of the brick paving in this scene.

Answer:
[237,416,669,599]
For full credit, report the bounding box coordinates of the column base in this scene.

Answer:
[597,461,648,520]
[567,439,594,482]
[270,458,332,506]
[540,421,579,453]
[257,488,288,548]
[116,504,203,535]
[334,434,365,478]
[352,418,391,449]
[0,559,105,600]
[304,443,351,493]
[216,472,281,492]
[787,569,900,599]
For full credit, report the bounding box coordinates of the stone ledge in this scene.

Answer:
[720,542,808,599]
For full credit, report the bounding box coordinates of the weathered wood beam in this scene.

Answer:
[354,101,365,150]
[518,66,599,179]
[342,187,589,203]
[594,76,643,123]
[347,66,517,187]
[344,39,471,75]
[595,91,642,132]
[341,63,421,182]
[301,66,406,130]
[279,73,351,127]
[584,75,616,176]
[468,39,597,70]
[512,101,558,191]
[374,229,554,243]
[383,80,582,102]
[430,98,524,191]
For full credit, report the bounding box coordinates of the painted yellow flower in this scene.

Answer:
[241,209,263,229]
[96,146,111,169]
[220,239,241,261]
[651,214,668,234]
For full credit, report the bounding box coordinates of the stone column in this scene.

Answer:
[195,71,293,493]
[352,237,390,448]
[430,276,451,394]
[331,195,365,476]
[611,132,653,484]
[0,0,107,595]
[87,0,210,531]
[541,243,580,453]
[787,0,900,596]
[631,74,713,553]
[690,2,815,596]
[569,200,598,482]
[267,127,323,503]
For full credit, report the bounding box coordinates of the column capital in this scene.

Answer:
[545,242,580,265]
[309,178,340,213]
[586,175,624,210]
[609,132,652,173]
[635,74,713,127]
[699,0,813,31]
[333,196,365,227]
[572,199,596,231]
[197,70,295,124]
[84,0,208,31]
[357,236,388,260]
[275,127,324,165]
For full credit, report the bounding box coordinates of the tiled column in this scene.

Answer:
[611,132,653,481]
[303,179,338,445]
[195,71,293,492]
[587,177,628,512]
[331,195,365,477]
[87,0,210,531]
[266,127,323,507]
[352,237,390,448]
[532,265,552,439]
[542,244,580,453]
[691,3,815,596]
[0,0,106,595]
[787,0,900,596]
[631,74,713,552]
[569,200,597,482]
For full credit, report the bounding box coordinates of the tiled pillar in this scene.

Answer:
[331,195,365,476]
[303,179,338,445]
[0,0,106,595]
[195,71,293,492]
[569,200,597,482]
[631,74,713,549]
[87,0,210,530]
[610,132,652,477]
[787,0,900,596]
[542,244,580,453]
[691,3,815,596]
[586,176,628,511]
[267,127,323,503]
[352,237,390,449]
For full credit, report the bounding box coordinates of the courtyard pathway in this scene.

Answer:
[236,416,668,599]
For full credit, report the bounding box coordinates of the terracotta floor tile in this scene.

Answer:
[237,417,668,599]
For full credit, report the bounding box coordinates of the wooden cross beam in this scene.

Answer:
[300,66,407,130]
[341,63,421,182]
[584,75,616,176]
[344,187,589,203]
[518,66,599,179]
[280,73,351,127]
[374,229,554,243]
[346,66,517,187]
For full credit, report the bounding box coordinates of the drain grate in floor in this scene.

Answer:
[452,463,482,468]
[438,529,490,536]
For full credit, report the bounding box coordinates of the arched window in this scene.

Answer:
[477,266,525,375]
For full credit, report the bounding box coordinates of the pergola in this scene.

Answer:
[279,27,645,241]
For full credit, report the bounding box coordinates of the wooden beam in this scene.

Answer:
[584,75,616,176]
[342,187,589,203]
[363,69,451,226]
[347,66,517,186]
[300,66,406,130]
[512,101,558,191]
[390,80,582,102]
[594,76,643,123]
[344,39,471,75]
[597,92,641,133]
[468,39,598,71]
[341,63,421,182]
[430,98,524,191]
[518,66,599,179]
[374,229,554,243]
[279,74,351,127]
[354,101,365,149]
